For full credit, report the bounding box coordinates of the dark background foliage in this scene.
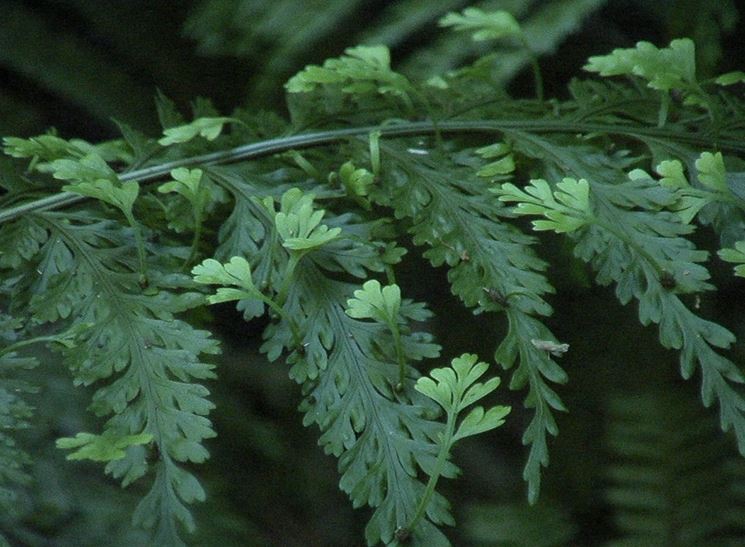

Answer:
[1,1,744,545]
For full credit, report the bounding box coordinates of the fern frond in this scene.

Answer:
[195,185,467,544]
[463,500,576,546]
[2,15,745,544]
[374,143,567,503]
[0,208,219,545]
[0,314,36,525]
[605,389,745,544]
[288,268,450,545]
[497,133,745,456]
[399,0,606,84]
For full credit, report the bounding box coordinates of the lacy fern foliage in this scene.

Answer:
[1,9,745,546]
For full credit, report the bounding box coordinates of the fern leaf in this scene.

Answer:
[649,153,745,246]
[0,210,219,544]
[719,240,745,277]
[0,314,36,521]
[158,117,234,146]
[285,45,415,110]
[199,190,454,543]
[56,431,153,462]
[198,183,489,543]
[400,0,605,86]
[501,133,745,456]
[0,215,49,269]
[584,38,698,94]
[375,144,567,503]
[438,8,521,41]
[2,19,745,544]
[287,267,449,545]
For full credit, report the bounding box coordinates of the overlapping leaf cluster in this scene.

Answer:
[370,144,567,502]
[0,314,36,528]
[193,187,479,545]
[0,126,226,544]
[0,209,221,545]
[0,9,744,547]
[496,130,745,454]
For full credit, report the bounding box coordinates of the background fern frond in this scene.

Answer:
[605,388,745,545]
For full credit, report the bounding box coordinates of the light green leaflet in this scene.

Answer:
[51,152,139,217]
[416,353,510,443]
[158,116,235,145]
[285,45,413,106]
[57,432,153,462]
[439,8,521,41]
[719,241,745,277]
[494,178,591,233]
[267,188,342,251]
[584,39,697,93]
[335,160,375,198]
[345,279,400,325]
[192,256,265,317]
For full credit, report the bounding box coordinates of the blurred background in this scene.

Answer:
[1,0,745,545]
